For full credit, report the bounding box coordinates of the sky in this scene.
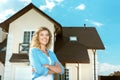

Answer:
[0,0,120,75]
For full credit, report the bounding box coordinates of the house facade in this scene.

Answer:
[0,3,62,80]
[0,3,105,80]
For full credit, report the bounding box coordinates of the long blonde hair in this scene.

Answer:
[30,27,52,49]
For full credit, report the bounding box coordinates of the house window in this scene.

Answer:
[58,68,69,80]
[65,68,69,80]
[23,31,34,43]
[19,31,34,53]
[69,36,77,41]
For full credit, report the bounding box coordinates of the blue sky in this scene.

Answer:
[0,0,120,75]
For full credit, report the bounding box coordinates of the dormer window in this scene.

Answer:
[69,36,77,41]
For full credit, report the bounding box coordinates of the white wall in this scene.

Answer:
[65,49,97,80]
[66,63,93,80]
[4,8,55,80]
[66,63,78,80]
[12,63,32,80]
[87,49,98,80]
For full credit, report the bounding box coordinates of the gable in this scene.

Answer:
[9,8,55,33]
[0,3,62,35]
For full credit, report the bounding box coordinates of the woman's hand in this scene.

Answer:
[44,63,62,74]
[32,68,35,72]
[32,63,62,74]
[44,64,50,68]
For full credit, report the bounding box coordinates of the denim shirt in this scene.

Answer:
[29,48,64,80]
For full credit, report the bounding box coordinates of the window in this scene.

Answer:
[65,68,69,80]
[69,36,77,41]
[19,31,34,53]
[23,31,34,43]
[58,68,69,80]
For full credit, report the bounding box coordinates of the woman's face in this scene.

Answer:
[39,30,50,46]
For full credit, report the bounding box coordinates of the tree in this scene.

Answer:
[109,71,120,76]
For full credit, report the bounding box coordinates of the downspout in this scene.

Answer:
[92,49,96,80]
[77,63,79,80]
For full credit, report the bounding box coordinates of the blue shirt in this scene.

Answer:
[29,48,64,80]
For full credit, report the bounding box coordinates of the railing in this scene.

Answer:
[18,43,29,54]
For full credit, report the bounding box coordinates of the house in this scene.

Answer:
[54,27,105,80]
[0,3,105,80]
[0,3,62,80]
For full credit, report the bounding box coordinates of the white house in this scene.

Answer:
[0,3,105,80]
[54,27,105,80]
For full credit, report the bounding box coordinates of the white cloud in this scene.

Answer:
[0,9,16,22]
[0,0,7,3]
[40,0,63,11]
[19,0,32,5]
[0,0,32,23]
[98,63,120,75]
[85,19,103,27]
[75,4,86,10]
[40,0,55,11]
[19,0,31,3]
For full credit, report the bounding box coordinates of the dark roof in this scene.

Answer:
[54,27,105,63]
[62,27,105,49]
[55,37,90,63]
[0,52,6,64]
[0,3,62,34]
[9,54,29,62]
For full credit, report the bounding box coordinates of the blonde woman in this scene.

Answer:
[29,27,64,80]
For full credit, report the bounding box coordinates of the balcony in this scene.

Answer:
[19,43,29,54]
[9,43,30,63]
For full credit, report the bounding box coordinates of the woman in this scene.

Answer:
[29,27,64,80]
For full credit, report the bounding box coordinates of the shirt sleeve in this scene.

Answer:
[29,48,48,76]
[52,51,64,74]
